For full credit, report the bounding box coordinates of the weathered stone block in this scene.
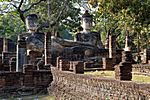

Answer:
[59,59,70,71]
[115,51,133,81]
[73,61,84,74]
[102,58,113,70]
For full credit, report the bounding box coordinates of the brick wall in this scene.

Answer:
[0,70,52,97]
[48,67,150,100]
[0,72,22,96]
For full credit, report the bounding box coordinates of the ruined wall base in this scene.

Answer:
[0,70,52,97]
[48,67,150,100]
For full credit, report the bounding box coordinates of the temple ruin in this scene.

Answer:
[0,11,149,99]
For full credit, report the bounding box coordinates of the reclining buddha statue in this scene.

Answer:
[51,10,104,64]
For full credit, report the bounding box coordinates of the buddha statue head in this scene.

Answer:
[25,14,38,33]
[82,10,93,33]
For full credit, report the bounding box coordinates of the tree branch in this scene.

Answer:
[18,0,24,10]
[22,0,45,13]
[17,0,45,23]
[10,3,18,9]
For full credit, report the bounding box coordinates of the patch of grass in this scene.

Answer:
[85,71,115,78]
[39,95,55,100]
[132,75,150,83]
[85,71,150,83]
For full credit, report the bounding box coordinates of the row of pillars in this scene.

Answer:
[14,31,127,72]
[16,32,51,72]
[105,32,131,65]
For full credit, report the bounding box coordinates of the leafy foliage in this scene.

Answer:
[89,0,150,50]
[0,13,25,40]
[35,0,81,34]
[0,0,82,40]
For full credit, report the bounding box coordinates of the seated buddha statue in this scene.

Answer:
[75,10,103,49]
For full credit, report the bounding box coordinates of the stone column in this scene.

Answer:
[115,50,133,80]
[142,49,148,64]
[109,35,116,65]
[3,38,8,52]
[105,38,109,49]
[2,38,8,64]
[109,35,112,58]
[16,36,27,72]
[105,32,109,49]
[44,32,51,65]
[124,32,131,51]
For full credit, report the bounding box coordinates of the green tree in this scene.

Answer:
[0,0,82,40]
[0,0,47,40]
[0,13,25,41]
[89,0,150,50]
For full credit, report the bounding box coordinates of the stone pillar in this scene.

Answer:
[3,38,8,52]
[105,32,109,49]
[16,36,27,72]
[109,35,112,58]
[125,34,129,49]
[109,35,116,65]
[124,33,131,51]
[142,49,148,64]
[105,38,109,49]
[115,51,132,80]
[44,32,51,65]
[2,38,8,65]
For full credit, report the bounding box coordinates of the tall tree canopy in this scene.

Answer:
[89,0,150,50]
[0,0,82,40]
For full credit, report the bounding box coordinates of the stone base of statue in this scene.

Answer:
[115,51,132,81]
